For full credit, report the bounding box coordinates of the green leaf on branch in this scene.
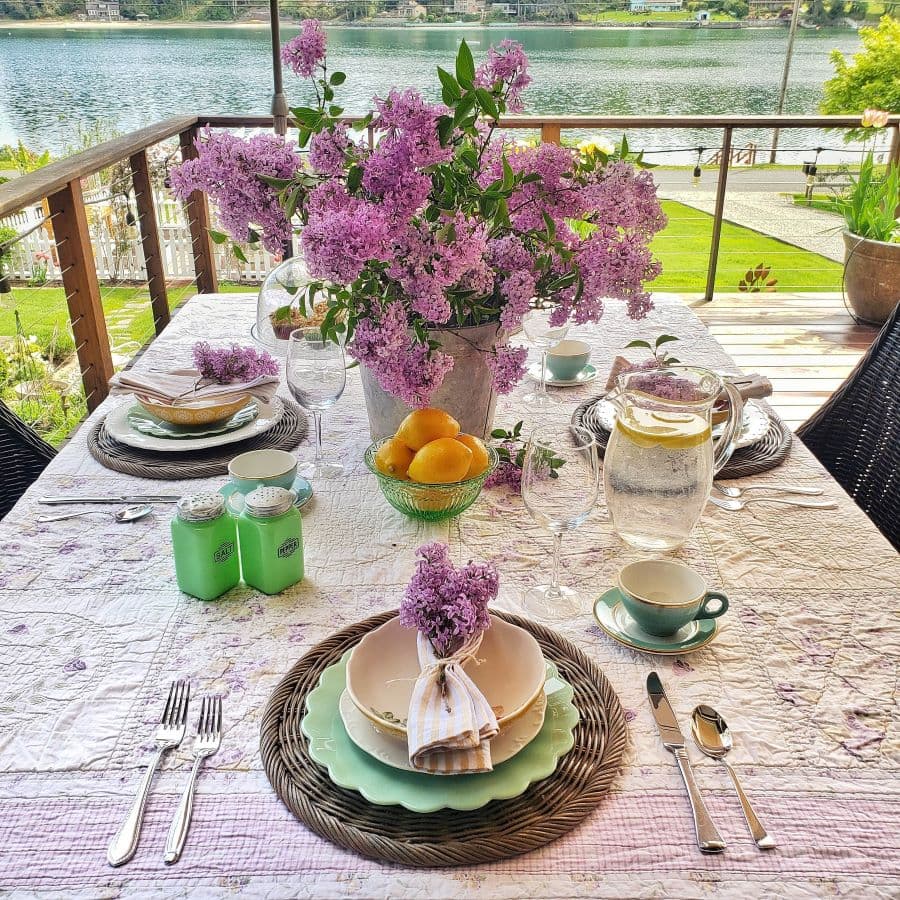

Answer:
[258,175,294,190]
[231,243,248,263]
[654,334,679,348]
[452,93,477,127]
[329,71,346,86]
[208,229,229,245]
[437,115,455,148]
[475,88,499,120]
[455,40,476,87]
[346,164,364,194]
[624,339,653,350]
[329,105,344,118]
[437,67,462,103]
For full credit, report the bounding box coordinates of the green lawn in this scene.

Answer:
[651,200,843,293]
[0,281,248,360]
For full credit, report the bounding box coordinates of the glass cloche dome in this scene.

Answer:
[254,256,321,355]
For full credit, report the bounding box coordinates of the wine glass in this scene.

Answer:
[520,424,599,620]
[521,309,569,410]
[286,328,347,479]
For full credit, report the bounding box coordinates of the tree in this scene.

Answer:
[723,0,749,18]
[821,17,900,121]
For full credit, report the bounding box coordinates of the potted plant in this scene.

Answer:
[171,22,666,438]
[0,225,18,294]
[837,152,900,325]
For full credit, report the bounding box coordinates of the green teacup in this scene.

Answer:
[545,339,591,381]
[617,559,728,637]
[228,449,297,493]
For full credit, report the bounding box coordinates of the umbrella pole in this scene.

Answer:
[270,0,288,137]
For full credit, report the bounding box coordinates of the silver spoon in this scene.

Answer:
[709,495,836,512]
[691,705,776,850]
[37,504,154,524]
[713,482,823,498]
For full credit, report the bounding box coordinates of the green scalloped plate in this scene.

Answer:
[300,651,579,813]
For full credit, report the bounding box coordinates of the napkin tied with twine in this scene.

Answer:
[406,631,499,774]
[109,368,279,406]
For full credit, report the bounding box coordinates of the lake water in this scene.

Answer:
[0,24,862,161]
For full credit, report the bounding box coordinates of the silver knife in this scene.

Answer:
[647,671,726,853]
[38,496,181,505]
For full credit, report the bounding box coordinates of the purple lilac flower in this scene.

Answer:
[308,123,351,177]
[347,302,455,407]
[475,39,531,113]
[399,542,497,657]
[192,342,279,384]
[484,458,522,492]
[628,372,705,402]
[281,19,327,79]
[371,89,452,167]
[169,129,300,254]
[485,343,528,394]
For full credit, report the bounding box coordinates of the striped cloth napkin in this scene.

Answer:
[109,369,279,406]
[406,631,499,774]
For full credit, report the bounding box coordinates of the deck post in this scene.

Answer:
[130,149,170,335]
[540,123,561,145]
[704,126,733,304]
[179,126,219,295]
[48,179,115,412]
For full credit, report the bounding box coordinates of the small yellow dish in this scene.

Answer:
[135,393,252,427]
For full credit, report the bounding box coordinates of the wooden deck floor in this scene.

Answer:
[688,292,879,429]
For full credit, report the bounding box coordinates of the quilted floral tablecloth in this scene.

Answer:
[1,293,898,899]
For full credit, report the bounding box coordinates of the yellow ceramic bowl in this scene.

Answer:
[135,393,252,427]
[346,614,547,738]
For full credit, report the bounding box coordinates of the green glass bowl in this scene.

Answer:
[364,439,499,522]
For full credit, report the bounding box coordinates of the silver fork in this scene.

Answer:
[713,482,823,498]
[709,495,837,511]
[163,695,223,864]
[107,679,190,867]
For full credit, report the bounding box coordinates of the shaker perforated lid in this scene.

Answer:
[176,493,226,522]
[245,486,295,518]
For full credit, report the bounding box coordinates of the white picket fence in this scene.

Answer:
[1,186,278,285]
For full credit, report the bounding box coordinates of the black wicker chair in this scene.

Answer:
[0,400,57,520]
[797,301,900,551]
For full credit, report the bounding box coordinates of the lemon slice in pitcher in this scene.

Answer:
[616,407,711,450]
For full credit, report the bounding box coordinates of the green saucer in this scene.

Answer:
[592,588,718,655]
[301,651,579,813]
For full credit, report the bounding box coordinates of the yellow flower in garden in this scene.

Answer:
[861,108,889,128]
[577,136,616,158]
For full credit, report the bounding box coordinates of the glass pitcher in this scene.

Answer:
[603,366,743,550]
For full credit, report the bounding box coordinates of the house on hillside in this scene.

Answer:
[84,0,121,19]
[629,0,684,10]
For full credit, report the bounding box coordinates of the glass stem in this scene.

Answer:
[313,411,324,462]
[550,531,562,590]
[540,349,548,395]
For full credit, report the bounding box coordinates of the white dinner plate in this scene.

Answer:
[338,679,549,773]
[104,396,284,453]
[593,398,769,450]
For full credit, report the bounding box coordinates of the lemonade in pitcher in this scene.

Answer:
[603,367,743,550]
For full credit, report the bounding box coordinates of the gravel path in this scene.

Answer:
[661,189,845,262]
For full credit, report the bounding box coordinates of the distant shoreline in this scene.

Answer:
[0,17,832,32]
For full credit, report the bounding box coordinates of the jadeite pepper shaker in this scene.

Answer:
[237,486,304,595]
[171,493,240,601]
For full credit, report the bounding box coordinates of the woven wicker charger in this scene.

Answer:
[87,399,307,480]
[572,393,792,480]
[260,610,626,867]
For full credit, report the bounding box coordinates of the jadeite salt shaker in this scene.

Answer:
[171,493,240,601]
[237,487,304,595]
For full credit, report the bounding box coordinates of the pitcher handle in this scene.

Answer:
[713,381,744,474]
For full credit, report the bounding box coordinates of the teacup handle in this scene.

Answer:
[695,592,729,620]
[712,382,744,475]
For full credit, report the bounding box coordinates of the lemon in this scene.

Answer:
[395,408,460,451]
[455,433,491,479]
[408,438,473,484]
[616,407,711,450]
[374,437,415,480]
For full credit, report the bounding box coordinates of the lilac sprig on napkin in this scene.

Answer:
[400,542,500,773]
[399,542,496,657]
[192,342,279,384]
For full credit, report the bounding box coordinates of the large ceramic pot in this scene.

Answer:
[843,231,900,326]
[360,320,503,441]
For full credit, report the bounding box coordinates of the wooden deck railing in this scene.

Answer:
[0,113,898,412]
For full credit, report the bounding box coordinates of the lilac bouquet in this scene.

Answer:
[172,21,666,406]
[399,542,498,657]
[192,341,279,384]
